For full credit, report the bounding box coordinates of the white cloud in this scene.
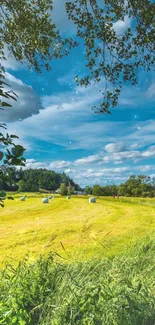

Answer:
[24,159,48,169]
[75,155,100,165]
[105,142,127,153]
[64,168,74,173]
[113,16,131,34]
[49,161,71,169]
[142,146,155,158]
[101,147,155,165]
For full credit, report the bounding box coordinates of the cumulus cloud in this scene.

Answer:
[105,142,127,153]
[49,161,71,169]
[79,167,129,178]
[63,143,155,170]
[113,16,131,34]
[64,168,74,173]
[101,148,155,165]
[142,146,155,158]
[75,155,100,165]
[103,146,155,163]
[1,72,43,122]
[24,159,48,169]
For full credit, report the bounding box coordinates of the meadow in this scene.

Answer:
[0,193,155,265]
[1,194,155,324]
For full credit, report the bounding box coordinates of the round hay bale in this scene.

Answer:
[20,196,26,201]
[48,196,53,199]
[42,198,49,203]
[89,197,96,203]
[66,196,70,199]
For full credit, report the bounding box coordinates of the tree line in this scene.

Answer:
[0,167,81,193]
[85,175,155,198]
[0,169,154,198]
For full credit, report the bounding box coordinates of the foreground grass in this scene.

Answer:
[0,195,155,265]
[1,234,155,325]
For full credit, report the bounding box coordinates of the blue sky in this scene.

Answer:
[2,1,155,187]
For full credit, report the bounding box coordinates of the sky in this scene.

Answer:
[2,1,155,188]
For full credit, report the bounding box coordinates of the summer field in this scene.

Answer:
[1,193,155,265]
[1,194,155,324]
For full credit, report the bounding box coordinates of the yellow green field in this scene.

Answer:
[0,194,155,265]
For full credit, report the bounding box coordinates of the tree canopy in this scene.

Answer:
[1,0,155,113]
[66,0,155,113]
[1,0,155,121]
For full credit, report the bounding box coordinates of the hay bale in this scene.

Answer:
[20,196,26,201]
[66,196,70,199]
[89,197,96,203]
[48,196,53,199]
[42,198,49,203]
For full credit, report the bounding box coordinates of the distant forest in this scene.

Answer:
[0,168,155,198]
[0,168,81,192]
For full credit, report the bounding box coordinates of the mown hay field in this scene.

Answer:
[0,194,155,265]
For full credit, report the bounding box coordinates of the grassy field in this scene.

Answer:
[1,193,155,265]
[1,194,155,324]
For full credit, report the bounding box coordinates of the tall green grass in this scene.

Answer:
[1,234,155,325]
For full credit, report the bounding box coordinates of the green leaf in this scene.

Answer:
[1,102,12,107]
[12,145,25,157]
